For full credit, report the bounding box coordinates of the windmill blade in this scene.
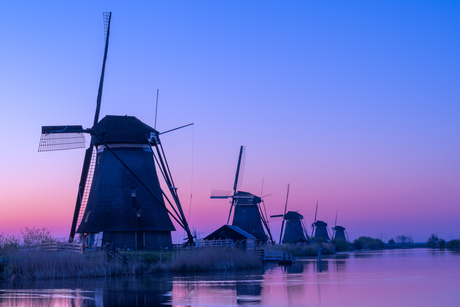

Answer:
[314,200,318,223]
[93,12,112,126]
[260,178,264,199]
[283,184,290,216]
[301,219,311,243]
[210,189,233,199]
[279,219,285,244]
[258,200,275,244]
[38,126,88,152]
[333,210,338,238]
[227,199,235,224]
[311,200,318,238]
[154,89,159,130]
[233,146,245,193]
[69,145,95,241]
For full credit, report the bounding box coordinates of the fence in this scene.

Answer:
[37,242,84,254]
[263,250,294,263]
[195,239,235,248]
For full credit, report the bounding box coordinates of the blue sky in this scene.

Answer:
[0,1,459,243]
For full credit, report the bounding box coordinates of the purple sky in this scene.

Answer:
[0,1,459,243]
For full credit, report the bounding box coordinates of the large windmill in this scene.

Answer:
[38,13,194,250]
[271,184,309,244]
[211,146,274,244]
[310,201,330,243]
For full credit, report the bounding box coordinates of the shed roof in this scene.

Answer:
[204,225,256,241]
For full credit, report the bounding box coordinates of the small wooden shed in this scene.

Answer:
[204,225,256,249]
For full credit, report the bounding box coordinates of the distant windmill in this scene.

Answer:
[211,146,274,244]
[332,210,349,241]
[310,201,330,243]
[270,184,309,244]
[38,12,194,249]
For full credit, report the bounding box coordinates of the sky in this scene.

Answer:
[0,1,459,243]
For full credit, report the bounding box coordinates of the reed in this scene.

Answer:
[148,247,263,273]
[1,250,140,280]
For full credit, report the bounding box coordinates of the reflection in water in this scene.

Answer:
[1,249,460,306]
[236,280,262,305]
[0,275,172,306]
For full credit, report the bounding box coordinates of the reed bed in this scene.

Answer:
[1,247,263,280]
[1,250,140,280]
[148,247,263,273]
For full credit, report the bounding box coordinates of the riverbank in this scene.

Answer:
[0,247,263,280]
[2,242,457,281]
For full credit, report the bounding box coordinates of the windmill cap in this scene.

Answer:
[92,115,156,145]
[284,211,303,220]
[235,191,262,204]
[313,220,328,227]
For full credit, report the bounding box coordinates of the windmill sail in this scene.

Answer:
[210,146,273,244]
[93,12,111,126]
[270,184,309,244]
[38,126,87,152]
[39,12,195,248]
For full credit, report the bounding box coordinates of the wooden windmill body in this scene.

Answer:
[38,13,193,249]
[211,146,273,244]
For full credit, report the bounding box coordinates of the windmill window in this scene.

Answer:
[85,211,91,222]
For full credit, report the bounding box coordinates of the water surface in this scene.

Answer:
[1,248,459,306]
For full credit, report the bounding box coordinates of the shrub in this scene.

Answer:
[446,239,460,249]
[427,234,446,248]
[388,239,396,248]
[0,233,20,253]
[21,226,54,246]
[331,238,350,252]
[353,236,385,250]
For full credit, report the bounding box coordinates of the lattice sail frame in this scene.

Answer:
[38,125,87,152]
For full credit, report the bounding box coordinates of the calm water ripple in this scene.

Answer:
[1,248,459,306]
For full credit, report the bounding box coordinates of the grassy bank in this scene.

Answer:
[264,243,336,257]
[125,247,262,273]
[0,247,263,280]
[1,250,138,280]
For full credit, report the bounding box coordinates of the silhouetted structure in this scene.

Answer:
[211,146,273,244]
[38,13,193,249]
[312,220,330,242]
[281,211,309,244]
[204,225,256,248]
[332,225,347,240]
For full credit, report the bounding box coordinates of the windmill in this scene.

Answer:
[38,13,194,250]
[211,146,274,244]
[310,201,330,243]
[332,210,349,241]
[270,184,309,244]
